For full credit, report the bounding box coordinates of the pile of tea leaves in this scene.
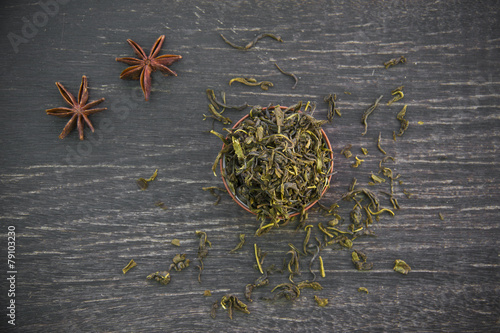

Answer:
[212,103,333,235]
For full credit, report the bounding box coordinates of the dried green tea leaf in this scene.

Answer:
[220,32,283,50]
[351,250,373,271]
[298,281,323,290]
[206,88,249,111]
[286,244,300,282]
[275,62,298,89]
[254,243,265,274]
[229,77,273,90]
[439,213,444,220]
[351,156,364,168]
[204,290,212,297]
[202,186,227,205]
[146,271,171,285]
[341,144,353,158]
[303,225,313,255]
[377,132,387,155]
[245,271,270,302]
[370,172,386,184]
[122,259,137,274]
[361,95,383,136]
[205,103,232,125]
[169,253,190,272]
[324,93,340,122]
[358,287,369,294]
[384,56,407,69]
[155,201,168,210]
[229,233,246,253]
[220,294,250,319]
[314,295,329,307]
[396,105,409,136]
[136,169,158,190]
[387,86,404,105]
[171,239,181,247]
[196,231,211,283]
[269,283,301,301]
[393,259,411,274]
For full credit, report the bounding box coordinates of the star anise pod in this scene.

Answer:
[116,35,182,101]
[46,75,106,140]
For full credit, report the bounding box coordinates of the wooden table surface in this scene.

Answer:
[1,1,499,332]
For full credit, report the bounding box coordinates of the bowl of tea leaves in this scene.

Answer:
[217,103,334,235]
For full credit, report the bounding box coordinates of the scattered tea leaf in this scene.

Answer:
[136,169,158,190]
[351,250,373,271]
[275,62,298,89]
[396,105,409,136]
[358,287,369,294]
[202,186,227,205]
[220,294,250,319]
[220,32,283,50]
[324,93,341,122]
[387,86,404,105]
[155,201,168,210]
[377,132,387,155]
[196,231,211,283]
[361,95,383,136]
[298,281,323,290]
[393,259,411,274]
[341,144,353,158]
[171,239,181,247]
[169,253,190,272]
[229,77,273,90]
[206,88,249,111]
[384,56,407,69]
[122,259,137,274]
[269,283,301,301]
[254,243,265,274]
[229,233,246,253]
[314,295,329,307]
[146,271,171,285]
[351,156,364,168]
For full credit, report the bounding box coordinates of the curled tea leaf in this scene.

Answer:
[314,295,329,307]
[396,105,409,136]
[351,156,364,168]
[220,295,250,319]
[384,56,407,69]
[136,169,158,190]
[275,62,298,89]
[393,259,411,274]
[220,32,283,50]
[146,271,171,285]
[340,144,353,158]
[358,287,369,294]
[229,233,246,253]
[361,95,383,136]
[229,77,273,90]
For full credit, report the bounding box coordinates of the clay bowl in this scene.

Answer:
[219,106,334,218]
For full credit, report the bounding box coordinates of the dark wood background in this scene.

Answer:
[1,0,499,332]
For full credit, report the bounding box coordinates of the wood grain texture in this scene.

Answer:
[0,0,499,332]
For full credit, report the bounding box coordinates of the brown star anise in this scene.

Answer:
[46,75,106,140]
[115,35,182,101]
